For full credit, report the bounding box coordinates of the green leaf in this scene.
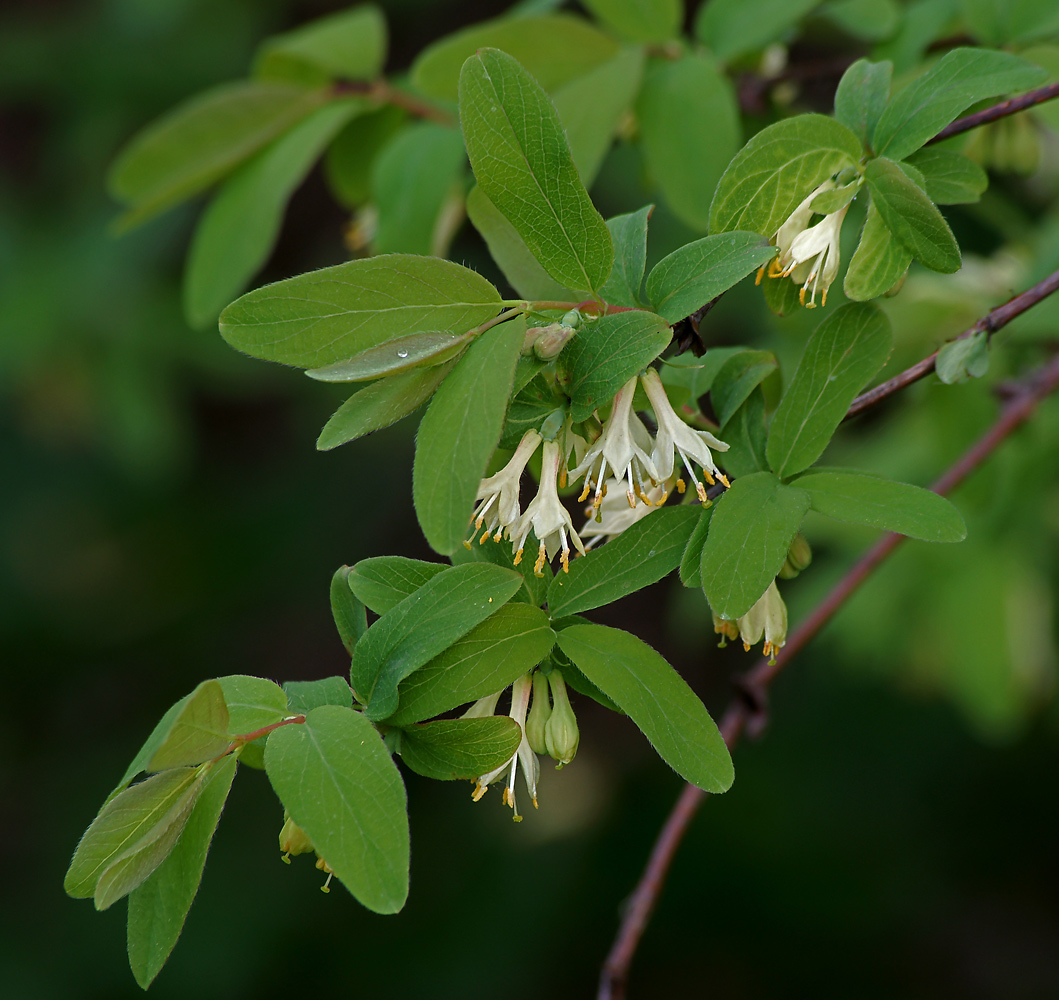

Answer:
[719,387,769,477]
[935,330,990,384]
[411,14,619,102]
[581,0,682,41]
[265,706,408,913]
[126,757,238,990]
[372,123,467,255]
[548,505,700,616]
[331,566,368,654]
[695,0,821,61]
[389,603,555,725]
[559,311,672,422]
[865,156,960,273]
[761,267,805,316]
[219,254,501,369]
[710,115,862,236]
[107,695,193,802]
[636,52,740,231]
[553,48,645,188]
[348,556,447,615]
[793,471,966,541]
[324,105,406,208]
[556,624,733,791]
[316,362,455,452]
[904,147,988,205]
[351,563,524,720]
[711,350,778,428]
[66,767,205,900]
[284,677,354,715]
[843,200,912,301]
[834,58,892,148]
[450,531,552,607]
[413,318,524,554]
[810,183,860,215]
[600,206,652,307]
[767,302,893,477]
[146,680,230,772]
[459,49,614,295]
[873,47,1048,161]
[398,717,522,780]
[306,331,470,383]
[659,347,745,402]
[822,0,901,41]
[215,676,288,735]
[254,6,387,84]
[679,505,713,588]
[108,82,327,227]
[700,472,810,619]
[963,0,1059,46]
[646,232,776,323]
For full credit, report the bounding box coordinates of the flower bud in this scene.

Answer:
[544,671,579,767]
[525,671,552,755]
[535,323,576,360]
[778,532,812,578]
[279,813,314,861]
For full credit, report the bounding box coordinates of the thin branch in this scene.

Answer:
[926,81,1059,145]
[332,79,454,125]
[597,351,1059,1000]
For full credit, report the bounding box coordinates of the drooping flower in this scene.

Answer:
[471,673,540,821]
[641,368,729,504]
[580,477,667,548]
[467,429,542,546]
[779,202,850,308]
[713,580,788,662]
[766,179,835,275]
[508,439,586,575]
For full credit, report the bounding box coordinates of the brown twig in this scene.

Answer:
[332,79,453,125]
[597,351,1059,1000]
[926,81,1059,145]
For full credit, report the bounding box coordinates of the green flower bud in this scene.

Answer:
[544,671,579,767]
[778,532,812,578]
[525,671,552,755]
[279,813,314,861]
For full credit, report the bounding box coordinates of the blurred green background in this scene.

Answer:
[3,1,1059,997]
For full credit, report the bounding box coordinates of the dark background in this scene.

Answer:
[3,1,1058,997]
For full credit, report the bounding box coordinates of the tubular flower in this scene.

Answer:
[773,200,850,308]
[509,439,586,575]
[713,580,788,662]
[471,673,540,821]
[580,477,668,548]
[569,377,660,509]
[641,369,729,503]
[766,179,836,273]
[467,429,542,546]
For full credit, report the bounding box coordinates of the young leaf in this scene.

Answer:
[146,680,230,772]
[459,48,614,295]
[351,563,524,720]
[936,330,990,384]
[284,677,354,715]
[834,59,893,147]
[865,156,960,273]
[397,717,522,780]
[767,302,893,478]
[792,471,966,541]
[645,232,776,323]
[548,505,701,617]
[219,254,502,369]
[711,350,778,428]
[700,472,810,620]
[388,603,555,725]
[581,0,683,42]
[636,52,740,231]
[348,556,447,615]
[108,82,327,227]
[316,362,455,451]
[215,675,288,734]
[556,623,734,792]
[306,331,470,383]
[560,311,672,422]
[904,147,988,205]
[599,206,652,307]
[873,47,1047,162]
[331,566,368,654]
[184,100,361,328]
[107,695,194,802]
[718,387,769,478]
[695,0,820,61]
[843,200,912,301]
[265,706,409,914]
[126,757,238,990]
[710,115,862,236]
[412,318,524,555]
[679,505,714,588]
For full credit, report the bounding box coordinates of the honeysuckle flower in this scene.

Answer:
[781,201,850,308]
[641,369,729,504]
[509,439,586,575]
[467,429,542,546]
[713,580,788,663]
[471,673,540,821]
[769,179,835,268]
[569,377,660,509]
[580,477,668,548]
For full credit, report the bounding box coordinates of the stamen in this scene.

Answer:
[321,873,333,893]
[534,541,547,577]
[513,547,524,566]
[479,528,491,544]
[755,265,765,285]
[676,479,686,494]
[472,782,488,802]
[559,527,570,574]
[799,285,807,306]
[578,479,592,503]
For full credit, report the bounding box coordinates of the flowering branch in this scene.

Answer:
[597,350,1059,1000]
[926,80,1059,144]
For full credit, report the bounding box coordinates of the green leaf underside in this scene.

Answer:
[679,506,714,588]
[696,0,821,62]
[306,331,469,382]
[548,506,701,616]
[126,757,238,989]
[646,232,776,323]
[450,529,552,607]
[215,675,288,735]
[834,58,892,148]
[794,471,966,541]
[904,147,988,205]
[636,52,741,231]
[700,472,810,620]
[718,387,769,478]
[873,47,1048,162]
[388,603,555,726]
[556,624,734,792]
[711,350,778,428]
[936,331,990,384]
[412,318,525,555]
[398,717,522,780]
[843,201,911,301]
[255,6,387,83]
[184,100,359,328]
[265,706,409,914]
[351,563,524,720]
[330,566,368,654]
[147,680,230,772]
[767,302,893,478]
[284,677,354,715]
[316,361,455,451]
[349,556,447,615]
[582,0,682,42]
[600,205,652,307]
[561,311,671,422]
[219,254,501,369]
[865,157,960,273]
[107,696,193,804]
[459,48,613,295]
[710,114,862,236]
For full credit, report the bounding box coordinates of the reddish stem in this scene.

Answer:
[223,715,306,757]
[926,81,1059,144]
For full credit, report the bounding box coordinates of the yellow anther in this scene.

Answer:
[479,528,490,544]
[799,286,807,306]
[657,490,669,504]
[768,258,784,279]
[626,491,636,509]
[703,470,715,486]
[560,550,570,573]
[559,468,567,488]
[755,265,765,286]
[472,782,488,802]
[601,482,608,498]
[821,288,828,307]
[534,541,546,577]
[638,490,653,505]
[719,474,731,488]
[676,479,686,494]
[696,482,708,503]
[493,529,503,542]
[513,547,524,566]
[578,481,592,503]
[743,641,752,652]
